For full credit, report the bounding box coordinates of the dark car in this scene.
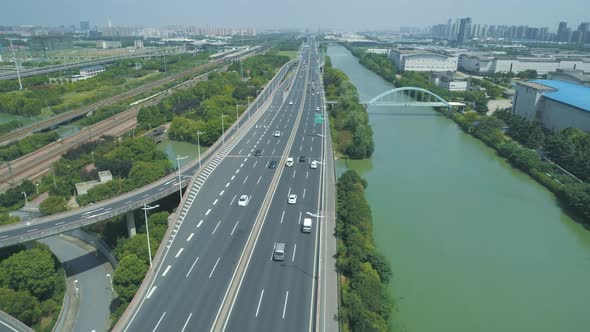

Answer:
[268,160,278,169]
[298,155,306,162]
[254,149,262,156]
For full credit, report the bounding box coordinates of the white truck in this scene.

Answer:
[301,218,312,233]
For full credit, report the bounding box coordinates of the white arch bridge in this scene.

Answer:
[361,87,465,113]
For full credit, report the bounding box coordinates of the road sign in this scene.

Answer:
[314,113,323,124]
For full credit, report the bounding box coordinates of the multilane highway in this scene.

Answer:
[119,42,328,331]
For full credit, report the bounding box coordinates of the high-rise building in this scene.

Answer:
[80,21,90,31]
[457,17,472,43]
[557,21,571,42]
[576,22,589,46]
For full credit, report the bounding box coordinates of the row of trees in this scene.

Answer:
[323,57,374,159]
[0,120,23,136]
[0,180,35,211]
[336,170,393,331]
[0,244,65,330]
[0,131,60,162]
[349,48,397,83]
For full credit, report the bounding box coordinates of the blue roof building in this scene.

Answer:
[513,80,590,132]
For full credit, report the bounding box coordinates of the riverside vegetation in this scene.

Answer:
[336,170,393,332]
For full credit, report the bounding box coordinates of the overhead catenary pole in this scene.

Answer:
[8,39,23,91]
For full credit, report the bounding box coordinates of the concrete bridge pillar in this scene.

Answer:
[126,211,136,238]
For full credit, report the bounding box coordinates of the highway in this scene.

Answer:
[0,60,293,249]
[119,41,327,331]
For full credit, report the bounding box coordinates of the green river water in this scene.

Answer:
[328,44,590,332]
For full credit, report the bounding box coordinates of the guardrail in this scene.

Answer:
[0,58,298,249]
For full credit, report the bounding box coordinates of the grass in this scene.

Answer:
[277,51,298,60]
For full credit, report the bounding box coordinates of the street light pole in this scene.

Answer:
[221,114,228,145]
[141,203,160,268]
[35,183,39,195]
[176,155,188,202]
[235,104,241,130]
[51,166,57,188]
[21,191,28,205]
[196,131,206,169]
[91,152,95,163]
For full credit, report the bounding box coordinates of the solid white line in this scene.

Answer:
[298,211,302,224]
[181,313,193,332]
[257,176,262,184]
[292,243,297,262]
[282,291,289,319]
[197,220,204,228]
[186,257,200,277]
[26,228,38,233]
[230,195,237,206]
[280,210,285,224]
[255,289,265,317]
[205,209,211,216]
[146,286,157,299]
[175,248,184,258]
[187,233,194,241]
[162,265,171,276]
[0,319,18,332]
[152,312,166,332]
[209,257,221,278]
[243,176,249,184]
[55,221,65,226]
[212,220,221,234]
[303,188,306,198]
[231,221,240,235]
[220,190,224,196]
[213,199,218,205]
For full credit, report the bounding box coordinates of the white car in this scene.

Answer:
[310,160,318,169]
[315,106,321,112]
[274,131,281,137]
[289,101,294,105]
[288,194,297,204]
[238,195,250,207]
[285,157,294,167]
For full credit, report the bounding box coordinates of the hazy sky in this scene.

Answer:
[1,0,588,30]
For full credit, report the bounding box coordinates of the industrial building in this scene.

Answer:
[459,54,590,75]
[548,69,590,86]
[96,40,122,49]
[430,72,468,91]
[389,48,458,72]
[513,80,590,131]
[365,48,390,55]
[80,65,106,78]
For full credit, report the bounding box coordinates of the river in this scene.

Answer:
[328,44,590,332]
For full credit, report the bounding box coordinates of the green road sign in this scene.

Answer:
[314,113,324,124]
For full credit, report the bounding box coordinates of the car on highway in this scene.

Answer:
[289,101,294,105]
[310,160,318,169]
[302,218,313,233]
[268,160,277,169]
[273,243,286,261]
[286,157,294,167]
[288,194,297,204]
[299,155,306,162]
[274,131,281,137]
[238,195,250,207]
[315,106,321,112]
[254,149,262,156]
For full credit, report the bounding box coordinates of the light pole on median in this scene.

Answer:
[196,131,206,169]
[21,191,28,205]
[221,114,228,145]
[176,155,188,202]
[141,203,159,268]
[235,104,242,130]
[35,183,39,195]
[106,273,113,291]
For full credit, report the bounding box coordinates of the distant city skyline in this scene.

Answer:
[0,0,588,31]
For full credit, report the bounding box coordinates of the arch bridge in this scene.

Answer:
[362,87,465,113]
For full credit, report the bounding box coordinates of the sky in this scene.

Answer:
[1,0,588,31]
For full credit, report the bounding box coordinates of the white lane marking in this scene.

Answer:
[238,149,243,154]
[271,242,276,260]
[181,313,193,332]
[255,289,265,317]
[230,195,237,206]
[152,312,166,331]
[205,209,211,216]
[310,146,313,152]
[55,221,65,226]
[212,220,221,234]
[236,169,240,174]
[220,190,224,196]
[244,158,248,162]
[298,211,302,224]
[143,193,150,198]
[243,176,249,184]
[213,199,218,205]
[240,163,244,168]
[299,145,302,151]
[209,257,221,278]
[162,265,171,276]
[146,286,157,299]
[186,257,200,277]
[165,179,174,185]
[282,291,289,319]
[197,220,204,228]
[0,235,8,239]
[81,208,104,216]
[187,233,194,241]
[293,170,296,178]
[26,228,38,233]
[303,188,306,198]
[292,243,297,262]
[306,171,309,179]
[231,220,240,235]
[231,175,235,180]
[253,161,258,168]
[226,182,230,188]
[257,176,262,184]
[175,248,184,258]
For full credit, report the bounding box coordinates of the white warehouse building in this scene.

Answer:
[365,48,390,56]
[459,54,590,75]
[389,49,458,72]
[513,80,590,132]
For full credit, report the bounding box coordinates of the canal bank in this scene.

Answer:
[327,44,590,332]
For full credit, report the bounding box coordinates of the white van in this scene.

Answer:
[286,157,294,167]
[302,218,312,233]
[310,160,318,169]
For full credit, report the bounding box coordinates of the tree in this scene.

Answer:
[113,254,148,303]
[0,247,58,300]
[517,69,538,79]
[0,287,42,326]
[128,161,167,187]
[39,196,68,215]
